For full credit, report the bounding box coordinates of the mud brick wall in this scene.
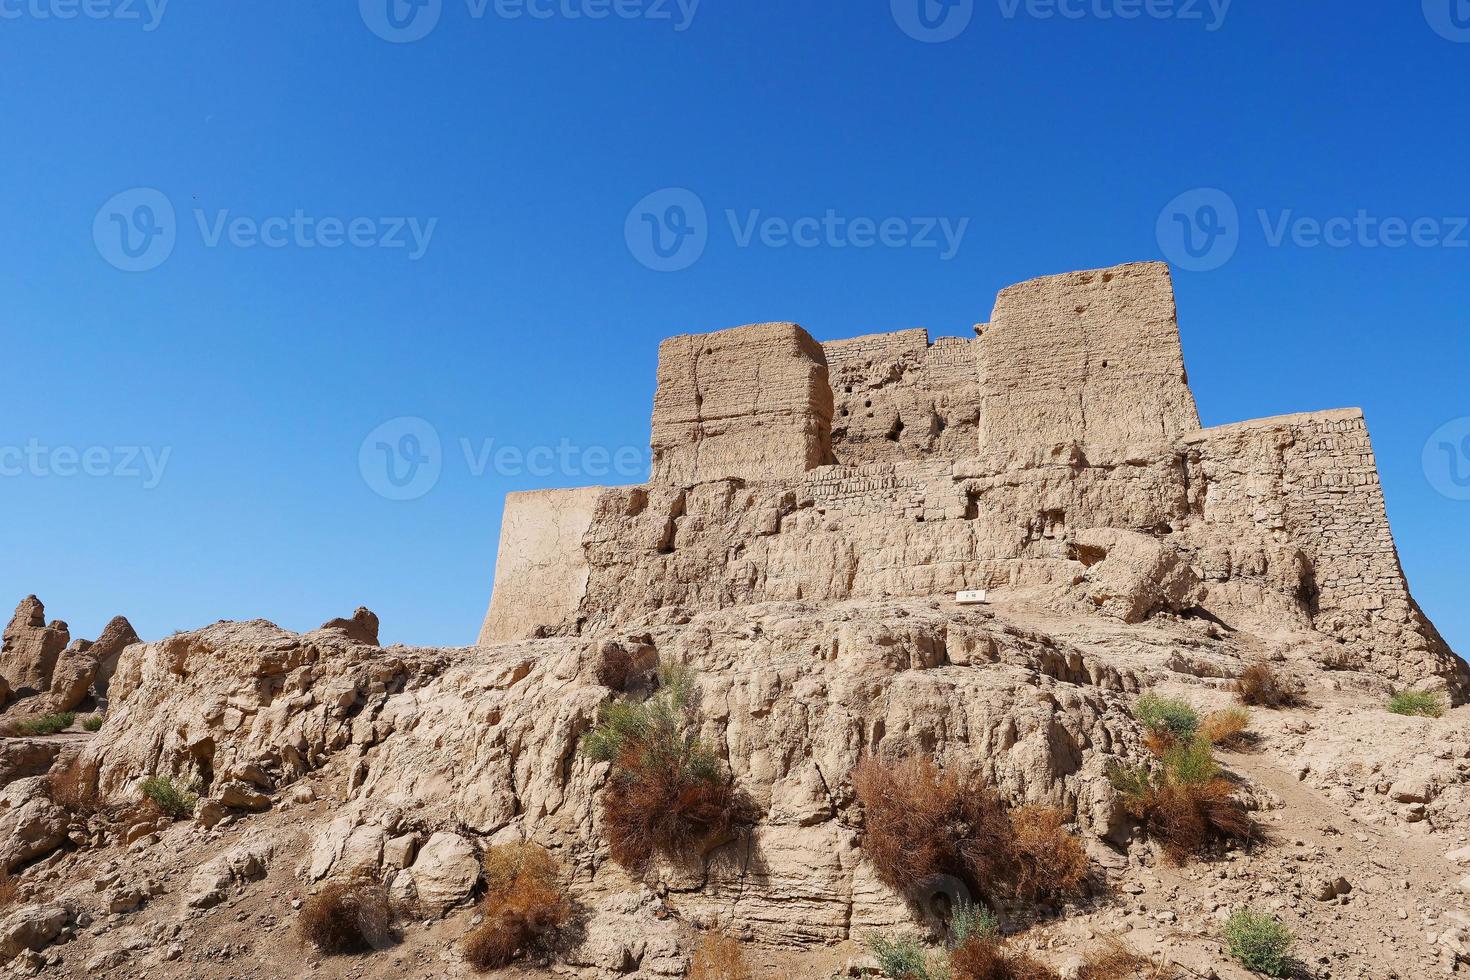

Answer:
[979,261,1200,453]
[651,322,834,486]
[823,330,982,466]
[1185,409,1450,682]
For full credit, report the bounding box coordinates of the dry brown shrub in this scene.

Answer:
[602,755,751,870]
[482,841,559,902]
[1141,728,1176,758]
[298,876,393,954]
[1076,939,1180,980]
[1200,709,1250,749]
[1234,664,1300,709]
[463,843,571,972]
[853,757,1088,907]
[950,936,1061,980]
[689,931,750,980]
[0,872,18,912]
[1008,806,1089,902]
[1124,780,1254,866]
[852,756,1012,896]
[583,668,755,870]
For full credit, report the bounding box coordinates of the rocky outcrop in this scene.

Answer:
[0,601,139,710]
[89,615,141,696]
[1071,528,1201,624]
[46,640,99,712]
[0,777,69,875]
[318,607,380,647]
[1,597,69,697]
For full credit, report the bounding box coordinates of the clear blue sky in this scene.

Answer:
[2,3,1467,654]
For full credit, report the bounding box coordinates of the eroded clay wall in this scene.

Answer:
[979,261,1200,453]
[650,322,834,486]
[478,487,607,645]
[1183,409,1452,682]
[823,330,983,465]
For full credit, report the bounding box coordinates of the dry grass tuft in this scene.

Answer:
[689,931,751,980]
[1076,939,1180,980]
[950,935,1061,980]
[1008,805,1090,904]
[1199,708,1251,749]
[1141,728,1177,758]
[853,756,1088,907]
[463,843,571,971]
[1234,664,1300,709]
[1109,739,1256,865]
[297,876,394,954]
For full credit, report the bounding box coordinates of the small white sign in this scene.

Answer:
[955,589,988,605]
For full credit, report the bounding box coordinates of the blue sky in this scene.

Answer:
[2,2,1467,653]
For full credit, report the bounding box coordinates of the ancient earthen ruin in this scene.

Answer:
[482,260,1461,694]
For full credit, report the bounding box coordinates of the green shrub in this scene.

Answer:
[1134,693,1199,740]
[1388,690,1446,718]
[17,713,76,736]
[82,714,105,733]
[948,903,998,947]
[867,933,943,980]
[1160,737,1220,786]
[1223,909,1293,976]
[141,776,198,820]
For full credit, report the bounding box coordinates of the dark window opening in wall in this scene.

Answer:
[886,416,905,442]
[964,489,982,520]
